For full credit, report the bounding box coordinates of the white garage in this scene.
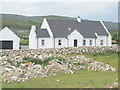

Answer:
[0,27,20,50]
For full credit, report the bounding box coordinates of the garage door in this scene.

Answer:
[0,41,13,49]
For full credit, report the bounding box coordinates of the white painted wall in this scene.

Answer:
[83,38,96,46]
[37,38,53,48]
[68,29,83,47]
[100,20,112,46]
[40,18,54,47]
[29,26,37,49]
[96,35,108,46]
[84,36,109,46]
[0,27,20,50]
[54,38,67,48]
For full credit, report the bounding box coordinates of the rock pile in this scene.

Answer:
[1,54,116,83]
[71,56,116,72]
[0,46,118,83]
[2,61,44,83]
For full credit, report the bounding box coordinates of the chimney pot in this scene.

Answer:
[77,16,81,22]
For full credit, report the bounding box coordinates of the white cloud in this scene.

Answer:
[0,0,119,2]
[0,2,118,22]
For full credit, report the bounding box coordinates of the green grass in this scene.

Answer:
[3,70,117,88]
[22,56,65,66]
[74,62,86,66]
[3,52,118,88]
[85,52,118,69]
[20,40,29,45]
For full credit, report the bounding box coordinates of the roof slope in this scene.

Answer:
[35,29,50,37]
[0,27,20,40]
[47,20,109,38]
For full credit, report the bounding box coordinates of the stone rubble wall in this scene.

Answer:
[0,46,119,61]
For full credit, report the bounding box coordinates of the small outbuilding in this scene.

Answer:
[0,27,20,50]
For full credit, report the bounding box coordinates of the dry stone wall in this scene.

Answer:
[0,46,119,61]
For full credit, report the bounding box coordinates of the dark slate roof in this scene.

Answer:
[47,19,109,38]
[35,29,50,37]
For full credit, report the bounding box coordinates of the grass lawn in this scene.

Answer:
[2,52,118,88]
[20,40,28,45]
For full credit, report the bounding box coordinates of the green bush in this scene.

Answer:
[20,40,28,45]
[92,50,118,57]
[7,56,65,67]
[92,52,105,56]
[74,62,86,66]
[23,56,65,66]
[23,57,43,65]
[112,42,118,44]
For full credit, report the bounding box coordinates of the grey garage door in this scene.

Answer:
[0,41,13,49]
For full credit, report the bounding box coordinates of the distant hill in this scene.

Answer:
[103,21,118,31]
[0,13,118,31]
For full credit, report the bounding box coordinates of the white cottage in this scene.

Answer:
[0,27,20,50]
[29,17,112,49]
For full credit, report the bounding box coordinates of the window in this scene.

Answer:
[41,40,45,46]
[83,40,86,45]
[58,40,62,45]
[89,40,92,45]
[100,40,103,45]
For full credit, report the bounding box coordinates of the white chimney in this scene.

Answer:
[31,25,36,31]
[95,32,98,37]
[77,16,81,22]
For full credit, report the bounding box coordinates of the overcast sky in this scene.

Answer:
[0,1,118,22]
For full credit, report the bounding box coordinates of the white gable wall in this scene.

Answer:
[40,18,54,47]
[29,26,37,49]
[41,18,53,37]
[0,27,20,50]
[68,30,83,47]
[100,21,112,46]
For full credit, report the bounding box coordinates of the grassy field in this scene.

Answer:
[2,52,118,88]
[20,40,29,45]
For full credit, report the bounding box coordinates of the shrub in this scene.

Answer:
[43,56,65,66]
[112,42,118,44]
[92,52,105,56]
[92,50,118,57]
[23,56,65,66]
[23,57,43,65]
[20,40,28,45]
[74,62,86,66]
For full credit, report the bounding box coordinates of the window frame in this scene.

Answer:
[100,40,104,45]
[41,39,45,46]
[58,39,62,46]
[83,40,86,45]
[89,40,92,45]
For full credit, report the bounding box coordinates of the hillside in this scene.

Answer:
[0,13,118,31]
[103,21,118,31]
[0,14,75,30]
